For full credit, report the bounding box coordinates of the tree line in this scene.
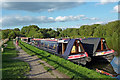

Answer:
[1,20,120,52]
[2,25,62,39]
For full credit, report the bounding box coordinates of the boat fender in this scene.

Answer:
[85,57,91,62]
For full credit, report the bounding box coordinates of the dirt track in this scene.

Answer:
[13,41,69,78]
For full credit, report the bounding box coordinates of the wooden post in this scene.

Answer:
[62,43,64,54]
[101,39,103,50]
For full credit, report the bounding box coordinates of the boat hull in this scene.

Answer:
[93,53,114,62]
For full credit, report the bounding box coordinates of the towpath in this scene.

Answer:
[13,41,69,78]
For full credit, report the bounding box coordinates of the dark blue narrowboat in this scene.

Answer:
[30,38,91,65]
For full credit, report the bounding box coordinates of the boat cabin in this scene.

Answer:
[81,38,115,62]
[31,38,90,65]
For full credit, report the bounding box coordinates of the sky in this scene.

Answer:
[0,0,120,30]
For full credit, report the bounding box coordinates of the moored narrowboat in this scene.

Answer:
[30,38,91,65]
[81,38,116,62]
[20,37,32,43]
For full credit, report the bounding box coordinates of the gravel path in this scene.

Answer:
[13,41,69,78]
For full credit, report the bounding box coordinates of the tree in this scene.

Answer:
[8,31,16,39]
[14,28,20,31]
[21,25,39,36]
[47,30,56,38]
[34,32,44,38]
[2,29,13,39]
[112,32,119,51]
[57,28,62,32]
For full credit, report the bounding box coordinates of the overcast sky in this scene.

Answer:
[0,0,119,29]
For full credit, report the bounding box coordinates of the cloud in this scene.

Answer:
[2,2,84,12]
[2,15,55,27]
[82,21,106,25]
[55,15,85,22]
[95,0,119,5]
[100,0,119,5]
[90,17,98,20]
[91,21,105,24]
[91,20,117,25]
[82,19,117,26]
[55,15,98,22]
[1,0,85,2]
[2,15,98,27]
[82,17,98,20]
[48,8,56,12]
[113,5,120,13]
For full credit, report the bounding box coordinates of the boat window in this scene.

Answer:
[97,42,101,50]
[71,44,76,53]
[71,40,84,54]
[78,42,84,52]
[58,43,62,54]
[103,40,108,50]
[45,41,48,48]
[62,43,67,54]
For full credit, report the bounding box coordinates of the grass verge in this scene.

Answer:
[44,66,52,72]
[19,41,112,79]
[2,40,30,78]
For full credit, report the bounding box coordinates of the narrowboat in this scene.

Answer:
[30,38,91,65]
[81,38,115,62]
[20,37,31,43]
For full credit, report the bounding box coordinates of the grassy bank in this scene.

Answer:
[19,41,111,79]
[2,41,30,78]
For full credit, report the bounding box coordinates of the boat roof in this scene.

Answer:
[20,37,29,39]
[32,38,58,42]
[32,39,43,40]
[81,38,101,56]
[58,39,70,43]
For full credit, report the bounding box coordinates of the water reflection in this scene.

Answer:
[111,56,120,79]
[86,53,120,79]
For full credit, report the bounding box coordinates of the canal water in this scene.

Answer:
[86,52,120,79]
[111,55,120,79]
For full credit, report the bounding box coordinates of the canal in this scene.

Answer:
[111,55,120,79]
[85,52,120,79]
